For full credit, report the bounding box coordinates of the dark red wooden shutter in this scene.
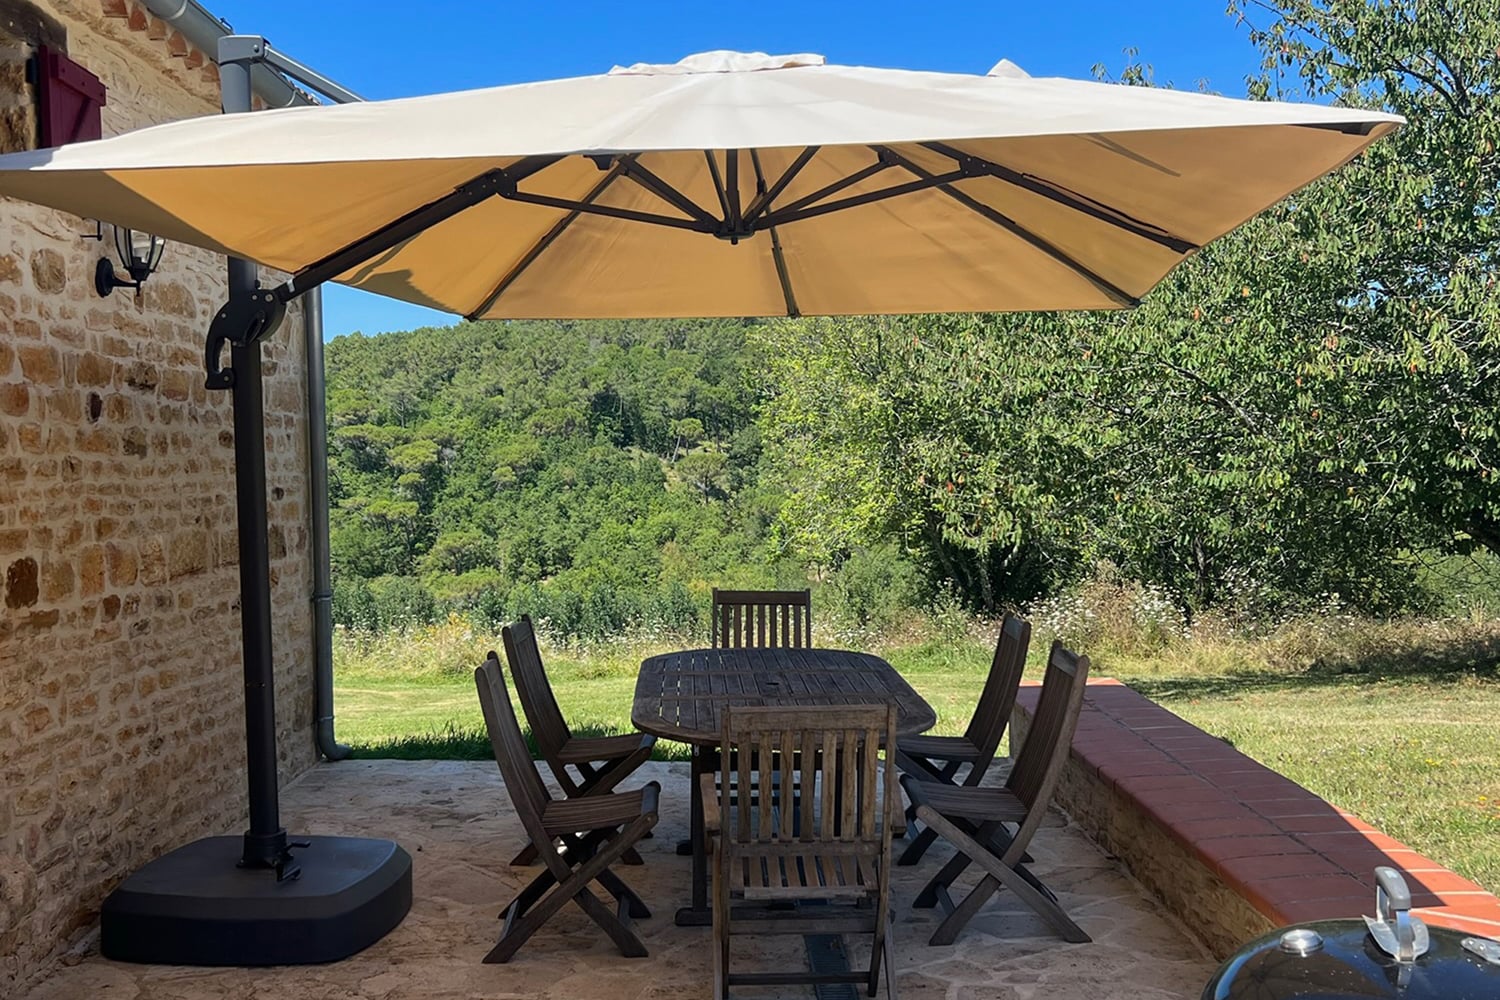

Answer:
[36,45,106,147]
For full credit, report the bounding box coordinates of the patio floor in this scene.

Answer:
[23,760,1216,1000]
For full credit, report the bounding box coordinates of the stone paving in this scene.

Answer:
[23,760,1217,1000]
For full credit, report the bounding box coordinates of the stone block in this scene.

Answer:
[17,345,60,383]
[41,561,73,602]
[100,334,134,358]
[28,249,65,294]
[138,538,166,586]
[46,391,82,422]
[123,361,159,392]
[159,368,190,401]
[168,529,208,578]
[74,352,114,388]
[17,424,45,454]
[0,382,28,416]
[76,428,114,454]
[105,395,133,422]
[79,546,105,597]
[122,428,148,458]
[5,557,38,608]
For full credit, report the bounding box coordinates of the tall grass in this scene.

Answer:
[332,582,1500,890]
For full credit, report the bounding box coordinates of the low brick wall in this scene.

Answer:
[1014,679,1500,959]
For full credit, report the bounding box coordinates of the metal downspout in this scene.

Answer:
[141,0,316,108]
[304,286,349,759]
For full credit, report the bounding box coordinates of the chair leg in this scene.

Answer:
[595,865,652,919]
[486,815,656,963]
[915,805,1090,946]
[510,841,540,866]
[573,885,648,958]
[712,851,730,1000]
[897,826,939,866]
[502,865,559,920]
[913,831,982,909]
[882,912,900,1000]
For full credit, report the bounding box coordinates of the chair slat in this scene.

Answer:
[711,588,812,650]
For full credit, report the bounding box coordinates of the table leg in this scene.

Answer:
[675,744,713,927]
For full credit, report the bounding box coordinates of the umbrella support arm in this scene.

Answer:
[204,286,287,390]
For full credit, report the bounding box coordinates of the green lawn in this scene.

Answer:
[332,618,1500,893]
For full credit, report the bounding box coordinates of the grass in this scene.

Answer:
[332,611,1500,893]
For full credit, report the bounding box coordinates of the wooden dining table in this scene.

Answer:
[632,646,937,926]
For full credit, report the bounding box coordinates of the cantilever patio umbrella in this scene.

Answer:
[0,48,1400,966]
[0,51,1400,320]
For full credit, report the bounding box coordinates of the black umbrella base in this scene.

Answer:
[101,835,412,966]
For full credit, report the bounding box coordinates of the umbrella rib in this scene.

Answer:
[725,150,742,234]
[619,157,719,226]
[466,157,633,320]
[768,157,892,218]
[751,149,800,317]
[281,155,563,299]
[919,141,1198,253]
[759,169,969,228]
[742,146,820,225]
[705,150,732,221]
[501,189,711,231]
[878,146,1139,307]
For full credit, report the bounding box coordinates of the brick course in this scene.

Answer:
[1,2,317,991]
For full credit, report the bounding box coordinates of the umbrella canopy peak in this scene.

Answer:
[609,50,827,75]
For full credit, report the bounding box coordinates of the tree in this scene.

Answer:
[1228,0,1500,556]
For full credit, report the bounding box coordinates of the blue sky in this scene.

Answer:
[207,0,1274,339]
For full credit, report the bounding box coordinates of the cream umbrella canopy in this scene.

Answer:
[0,50,1399,323]
[0,47,1401,966]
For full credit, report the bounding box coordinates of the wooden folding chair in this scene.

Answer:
[474,653,659,963]
[706,704,900,999]
[896,614,1031,865]
[711,588,812,648]
[503,616,656,864]
[902,641,1092,946]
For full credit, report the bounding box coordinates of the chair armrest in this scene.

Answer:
[699,771,721,836]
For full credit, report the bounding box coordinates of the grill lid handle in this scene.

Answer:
[1365,866,1430,964]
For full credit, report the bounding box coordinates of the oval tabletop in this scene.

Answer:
[633,646,937,745]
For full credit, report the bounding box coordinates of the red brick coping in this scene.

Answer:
[1015,678,1500,947]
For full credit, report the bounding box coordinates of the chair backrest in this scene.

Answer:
[502,615,572,760]
[475,652,554,851]
[1002,640,1090,862]
[712,588,812,649]
[719,703,896,855]
[962,614,1032,759]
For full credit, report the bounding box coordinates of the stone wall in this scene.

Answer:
[1,2,317,990]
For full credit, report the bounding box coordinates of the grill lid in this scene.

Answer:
[1201,868,1500,1000]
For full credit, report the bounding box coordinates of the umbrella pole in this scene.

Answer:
[226,253,292,874]
[95,41,411,967]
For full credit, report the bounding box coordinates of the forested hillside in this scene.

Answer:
[325,319,816,637]
[328,0,1498,639]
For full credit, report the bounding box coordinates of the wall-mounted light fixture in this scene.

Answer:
[94,225,166,298]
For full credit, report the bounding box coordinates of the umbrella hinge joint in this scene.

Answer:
[203,288,287,391]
